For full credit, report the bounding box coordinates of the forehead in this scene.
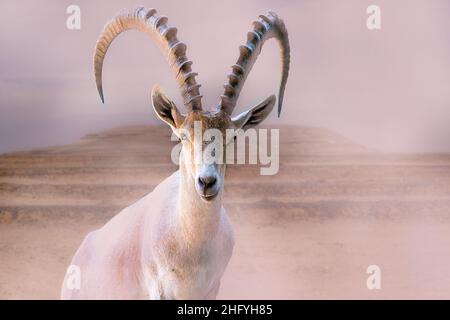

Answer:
[181,110,231,132]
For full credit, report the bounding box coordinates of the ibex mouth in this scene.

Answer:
[200,192,219,202]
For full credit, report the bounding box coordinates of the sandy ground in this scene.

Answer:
[1,125,450,299]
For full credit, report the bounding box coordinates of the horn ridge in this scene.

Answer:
[93,7,202,110]
[219,11,290,116]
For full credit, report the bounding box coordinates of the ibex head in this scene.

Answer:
[94,7,290,201]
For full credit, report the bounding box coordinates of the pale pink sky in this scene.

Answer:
[1,0,449,152]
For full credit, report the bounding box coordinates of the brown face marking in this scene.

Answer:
[180,110,233,136]
[177,110,234,174]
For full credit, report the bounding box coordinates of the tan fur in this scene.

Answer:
[61,166,235,299]
[60,114,235,299]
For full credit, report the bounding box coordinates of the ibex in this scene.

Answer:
[61,6,290,299]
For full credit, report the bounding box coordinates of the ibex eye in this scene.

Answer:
[180,134,188,141]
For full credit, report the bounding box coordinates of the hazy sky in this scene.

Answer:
[1,0,449,153]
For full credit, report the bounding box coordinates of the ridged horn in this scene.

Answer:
[219,11,290,116]
[94,7,203,110]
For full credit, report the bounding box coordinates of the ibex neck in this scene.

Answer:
[177,162,222,244]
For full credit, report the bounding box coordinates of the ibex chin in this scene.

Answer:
[61,6,290,300]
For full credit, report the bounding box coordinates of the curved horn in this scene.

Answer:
[219,11,290,116]
[94,7,202,110]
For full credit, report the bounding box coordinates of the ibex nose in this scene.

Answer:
[198,175,217,190]
[196,173,220,201]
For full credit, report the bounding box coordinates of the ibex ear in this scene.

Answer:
[151,85,185,129]
[231,95,276,130]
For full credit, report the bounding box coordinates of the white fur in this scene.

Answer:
[60,158,235,300]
